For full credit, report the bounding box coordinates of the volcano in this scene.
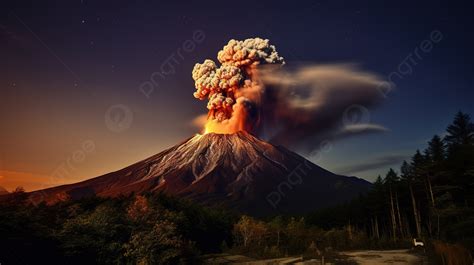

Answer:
[27,132,370,215]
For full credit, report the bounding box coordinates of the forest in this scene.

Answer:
[305,111,474,264]
[0,112,473,264]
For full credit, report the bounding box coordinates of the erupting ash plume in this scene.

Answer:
[192,38,390,152]
[192,38,284,134]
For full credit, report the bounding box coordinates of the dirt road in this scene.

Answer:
[341,249,427,264]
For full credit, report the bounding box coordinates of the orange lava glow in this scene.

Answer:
[204,97,252,134]
[200,67,262,135]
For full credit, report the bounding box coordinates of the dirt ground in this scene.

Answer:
[203,249,428,264]
[340,249,427,265]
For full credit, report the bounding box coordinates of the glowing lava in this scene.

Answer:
[203,97,252,134]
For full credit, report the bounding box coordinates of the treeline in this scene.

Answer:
[0,192,235,264]
[229,214,393,259]
[0,192,369,264]
[306,111,474,261]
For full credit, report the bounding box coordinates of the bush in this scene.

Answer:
[432,240,473,265]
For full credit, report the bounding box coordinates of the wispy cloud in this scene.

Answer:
[336,123,389,138]
[336,154,408,176]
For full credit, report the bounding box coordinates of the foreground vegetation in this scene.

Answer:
[306,111,474,264]
[0,192,235,264]
[0,112,473,264]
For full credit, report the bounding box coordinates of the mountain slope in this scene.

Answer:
[28,131,371,215]
[0,186,8,196]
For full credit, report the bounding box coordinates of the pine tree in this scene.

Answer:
[445,111,474,148]
[401,160,421,238]
[384,168,399,240]
[426,135,446,165]
[425,135,445,206]
[444,112,474,206]
[424,135,446,238]
[370,175,384,239]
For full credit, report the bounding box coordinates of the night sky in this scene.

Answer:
[1,0,473,191]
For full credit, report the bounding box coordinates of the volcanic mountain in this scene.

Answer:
[27,132,371,215]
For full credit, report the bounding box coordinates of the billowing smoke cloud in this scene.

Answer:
[217,38,285,67]
[192,38,284,134]
[192,38,391,154]
[257,64,390,153]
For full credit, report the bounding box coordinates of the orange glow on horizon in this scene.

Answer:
[0,170,81,192]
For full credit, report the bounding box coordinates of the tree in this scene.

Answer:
[287,217,308,251]
[411,150,427,179]
[268,216,285,247]
[412,149,438,236]
[233,215,267,248]
[412,149,432,208]
[401,160,421,238]
[425,135,445,207]
[5,186,28,205]
[426,135,446,165]
[369,176,385,239]
[125,219,198,264]
[444,112,474,207]
[424,135,446,238]
[445,111,474,148]
[57,203,129,264]
[127,195,149,221]
[384,169,400,240]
